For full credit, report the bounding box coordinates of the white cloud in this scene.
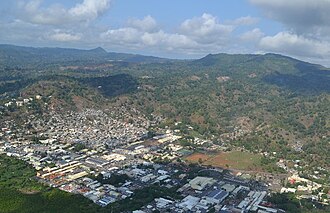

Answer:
[101,14,237,54]
[101,27,141,45]
[48,31,81,42]
[127,15,158,33]
[101,27,198,52]
[179,13,234,44]
[69,0,110,21]
[17,0,111,25]
[250,0,330,66]
[0,19,44,43]
[226,16,259,26]
[259,32,330,58]
[141,31,197,49]
[250,0,330,33]
[240,28,264,42]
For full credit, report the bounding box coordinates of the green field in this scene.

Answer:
[186,151,262,170]
[185,150,286,173]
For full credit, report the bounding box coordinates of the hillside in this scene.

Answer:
[121,53,330,173]
[0,46,329,176]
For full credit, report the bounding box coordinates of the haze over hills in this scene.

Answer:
[0,44,171,67]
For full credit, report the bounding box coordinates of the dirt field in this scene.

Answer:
[185,153,209,162]
[185,151,262,171]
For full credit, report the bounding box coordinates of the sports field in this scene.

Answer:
[185,151,262,171]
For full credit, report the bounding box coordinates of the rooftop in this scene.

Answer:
[189,176,216,191]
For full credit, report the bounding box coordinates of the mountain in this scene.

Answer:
[0,44,170,68]
[117,52,329,171]
[193,53,330,93]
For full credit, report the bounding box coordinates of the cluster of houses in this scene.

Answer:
[3,95,42,107]
[135,174,281,213]
[1,96,329,212]
[0,118,283,213]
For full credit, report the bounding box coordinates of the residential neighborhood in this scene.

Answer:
[0,96,329,212]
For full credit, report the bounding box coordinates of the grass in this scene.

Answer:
[185,151,263,171]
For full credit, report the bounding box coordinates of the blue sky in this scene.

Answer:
[1,0,330,66]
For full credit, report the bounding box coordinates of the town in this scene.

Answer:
[0,96,329,212]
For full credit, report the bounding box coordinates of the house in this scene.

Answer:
[85,157,109,167]
[178,195,200,210]
[221,184,236,193]
[204,189,229,204]
[155,198,174,209]
[189,176,216,191]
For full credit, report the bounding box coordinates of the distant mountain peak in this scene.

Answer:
[89,47,107,53]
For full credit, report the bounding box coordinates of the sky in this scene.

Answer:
[1,0,330,66]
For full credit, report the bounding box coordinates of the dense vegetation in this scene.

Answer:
[268,193,330,213]
[0,155,181,213]
[0,155,99,213]
[0,155,41,190]
[121,54,330,173]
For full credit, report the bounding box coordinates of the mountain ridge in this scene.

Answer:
[0,44,171,67]
[1,44,329,69]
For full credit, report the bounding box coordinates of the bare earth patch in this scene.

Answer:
[185,151,263,171]
[19,189,40,195]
